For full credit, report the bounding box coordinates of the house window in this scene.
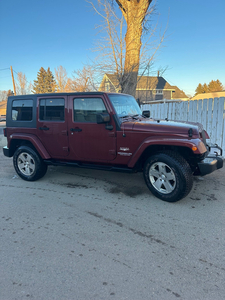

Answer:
[153,89,163,95]
[12,99,33,121]
[105,82,110,92]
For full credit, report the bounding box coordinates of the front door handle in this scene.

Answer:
[39,127,49,131]
[70,128,82,132]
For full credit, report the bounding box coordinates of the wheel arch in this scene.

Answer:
[131,144,200,172]
[8,134,50,159]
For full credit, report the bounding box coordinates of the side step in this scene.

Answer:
[44,159,134,173]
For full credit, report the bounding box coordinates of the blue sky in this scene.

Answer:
[0,0,224,96]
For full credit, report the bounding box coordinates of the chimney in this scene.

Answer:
[157,71,160,77]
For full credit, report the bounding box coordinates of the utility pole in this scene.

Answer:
[10,66,16,95]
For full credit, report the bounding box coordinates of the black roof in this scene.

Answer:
[8,91,107,99]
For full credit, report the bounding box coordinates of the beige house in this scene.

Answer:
[0,100,7,117]
[99,73,188,103]
[191,91,225,100]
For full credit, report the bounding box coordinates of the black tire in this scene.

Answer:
[143,151,193,202]
[13,146,48,181]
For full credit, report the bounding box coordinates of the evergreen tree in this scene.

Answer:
[45,67,57,92]
[7,90,14,97]
[208,79,223,92]
[32,67,57,93]
[202,83,208,93]
[195,83,203,95]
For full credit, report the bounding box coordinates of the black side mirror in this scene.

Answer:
[142,110,150,118]
[97,113,110,124]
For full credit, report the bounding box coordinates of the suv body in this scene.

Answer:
[3,92,223,202]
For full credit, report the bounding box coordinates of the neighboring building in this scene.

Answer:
[0,100,7,118]
[99,73,189,103]
[191,91,225,101]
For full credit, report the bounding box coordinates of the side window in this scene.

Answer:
[74,97,107,123]
[39,98,65,121]
[12,100,33,121]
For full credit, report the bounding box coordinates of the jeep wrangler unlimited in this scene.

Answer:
[3,92,223,202]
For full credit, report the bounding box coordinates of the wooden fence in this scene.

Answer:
[141,97,225,158]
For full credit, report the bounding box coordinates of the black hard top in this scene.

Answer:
[8,91,115,99]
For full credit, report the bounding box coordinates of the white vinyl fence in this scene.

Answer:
[141,97,225,158]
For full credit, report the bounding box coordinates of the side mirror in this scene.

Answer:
[142,110,150,118]
[97,113,110,124]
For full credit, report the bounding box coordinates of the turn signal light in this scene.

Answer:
[192,146,197,151]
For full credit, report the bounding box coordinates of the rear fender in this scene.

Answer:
[8,133,50,159]
[128,138,207,168]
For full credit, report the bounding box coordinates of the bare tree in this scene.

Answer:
[54,66,72,92]
[71,66,97,92]
[0,90,7,102]
[88,0,166,97]
[16,72,32,95]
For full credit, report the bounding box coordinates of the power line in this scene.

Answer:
[0,68,10,71]
[163,76,194,96]
[12,68,31,86]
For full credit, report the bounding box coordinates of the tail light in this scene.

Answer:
[3,128,7,137]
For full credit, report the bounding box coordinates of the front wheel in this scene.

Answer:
[143,151,193,202]
[13,146,48,181]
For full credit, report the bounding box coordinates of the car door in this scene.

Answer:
[68,95,116,162]
[37,96,69,158]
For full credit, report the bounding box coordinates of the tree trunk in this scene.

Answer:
[116,0,152,97]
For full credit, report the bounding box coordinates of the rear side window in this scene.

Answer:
[39,98,65,121]
[12,100,33,121]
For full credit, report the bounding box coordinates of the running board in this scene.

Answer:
[44,159,134,173]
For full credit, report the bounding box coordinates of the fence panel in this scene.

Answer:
[202,99,208,129]
[141,97,225,158]
[216,97,225,148]
[207,98,213,139]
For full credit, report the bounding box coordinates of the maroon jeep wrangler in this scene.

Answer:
[3,92,223,202]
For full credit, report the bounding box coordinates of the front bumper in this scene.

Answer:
[3,146,12,157]
[197,144,223,176]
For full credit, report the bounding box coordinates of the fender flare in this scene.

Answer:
[9,133,51,159]
[128,138,207,168]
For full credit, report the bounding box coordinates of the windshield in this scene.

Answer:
[108,94,142,118]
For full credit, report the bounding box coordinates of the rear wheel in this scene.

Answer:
[13,146,47,181]
[143,151,193,202]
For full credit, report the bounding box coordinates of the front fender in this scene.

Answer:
[8,133,51,159]
[128,137,207,168]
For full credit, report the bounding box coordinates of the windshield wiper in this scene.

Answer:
[120,114,141,120]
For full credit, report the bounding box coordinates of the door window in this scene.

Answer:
[39,98,65,121]
[74,97,107,122]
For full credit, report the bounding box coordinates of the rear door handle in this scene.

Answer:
[70,128,82,132]
[39,127,49,131]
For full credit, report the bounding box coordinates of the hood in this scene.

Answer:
[123,117,203,136]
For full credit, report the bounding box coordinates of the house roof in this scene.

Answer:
[191,91,225,100]
[136,76,174,90]
[170,86,189,99]
[103,73,188,99]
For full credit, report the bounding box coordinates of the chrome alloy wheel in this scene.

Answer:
[149,162,176,194]
[17,152,36,176]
